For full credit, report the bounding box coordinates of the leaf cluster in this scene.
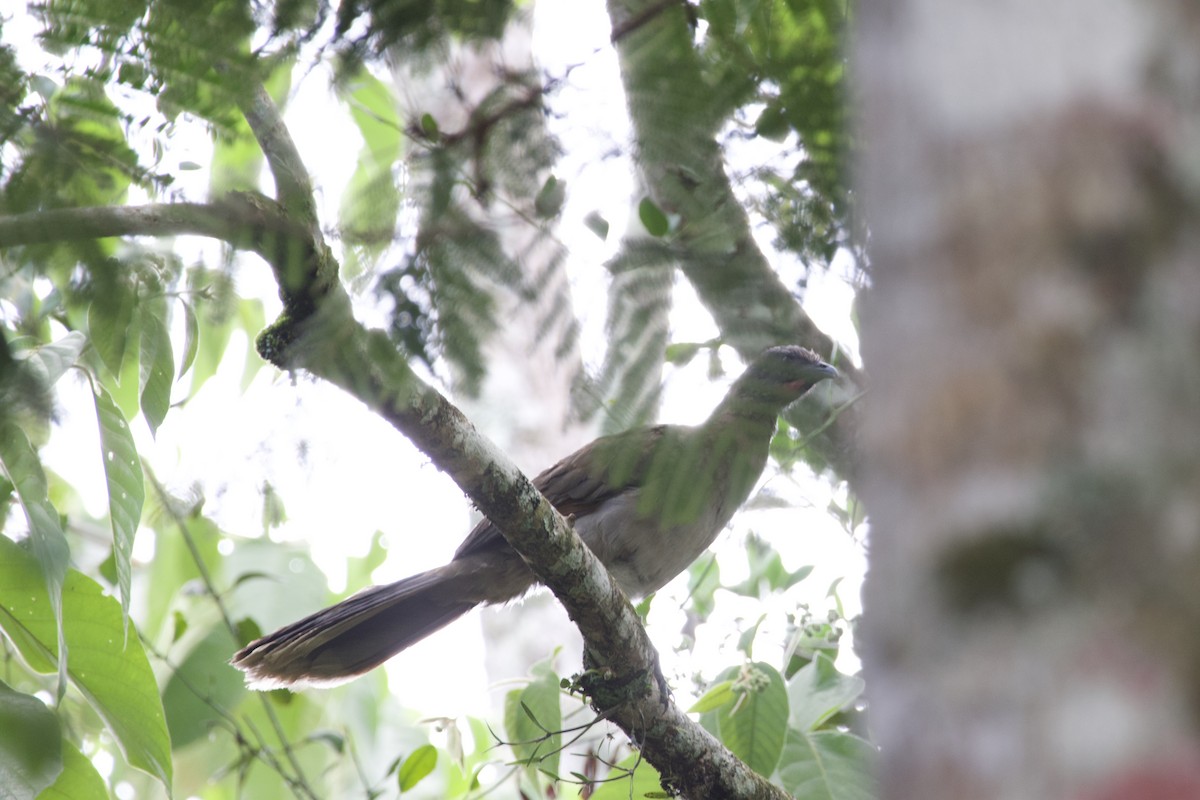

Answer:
[699,0,857,265]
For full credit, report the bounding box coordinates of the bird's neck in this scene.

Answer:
[705,387,795,433]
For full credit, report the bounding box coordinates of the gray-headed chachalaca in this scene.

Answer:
[233,345,837,687]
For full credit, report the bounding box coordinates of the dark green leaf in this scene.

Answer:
[35,739,107,800]
[776,728,876,800]
[0,679,62,799]
[162,624,244,749]
[638,197,670,237]
[788,653,865,732]
[0,422,69,690]
[534,175,566,218]
[0,536,172,788]
[716,662,788,777]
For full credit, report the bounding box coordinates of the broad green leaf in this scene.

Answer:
[36,739,107,800]
[0,536,173,789]
[588,753,663,800]
[788,653,864,732]
[638,197,669,237]
[776,729,876,800]
[688,679,735,713]
[503,657,561,778]
[210,123,264,195]
[685,554,720,620]
[107,322,144,421]
[716,662,788,777]
[138,302,174,436]
[162,624,244,749]
[397,744,437,791]
[0,679,62,799]
[339,68,403,277]
[143,508,223,641]
[345,529,388,592]
[0,422,69,691]
[86,283,136,377]
[20,332,86,387]
[91,383,144,623]
[238,298,266,391]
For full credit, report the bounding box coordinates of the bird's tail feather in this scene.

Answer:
[232,565,477,688]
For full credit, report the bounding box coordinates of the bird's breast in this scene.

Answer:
[574,489,734,597]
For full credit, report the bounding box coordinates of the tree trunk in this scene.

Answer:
[857,2,1200,798]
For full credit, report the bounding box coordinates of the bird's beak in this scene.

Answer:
[815,362,839,381]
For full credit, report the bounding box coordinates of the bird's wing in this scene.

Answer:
[452,425,672,560]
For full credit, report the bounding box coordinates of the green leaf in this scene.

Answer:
[35,738,107,800]
[21,332,86,387]
[420,112,439,138]
[397,744,438,791]
[588,753,662,800]
[0,536,173,789]
[260,480,287,533]
[339,68,403,276]
[688,679,734,713]
[86,283,136,377]
[716,662,788,777]
[776,729,876,800]
[91,383,144,623]
[237,299,266,391]
[178,300,199,379]
[0,422,69,691]
[788,653,865,732]
[685,555,720,620]
[138,301,174,436]
[664,341,702,366]
[754,103,789,142]
[345,529,388,592]
[0,679,62,799]
[583,210,609,240]
[162,624,244,749]
[534,174,566,218]
[638,197,670,237]
[503,657,561,778]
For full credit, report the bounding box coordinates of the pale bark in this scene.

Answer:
[858,1,1200,798]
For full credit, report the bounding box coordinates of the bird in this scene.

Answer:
[232,345,838,688]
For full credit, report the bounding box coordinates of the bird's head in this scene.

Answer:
[719,346,839,419]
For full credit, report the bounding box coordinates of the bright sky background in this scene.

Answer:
[18,0,866,725]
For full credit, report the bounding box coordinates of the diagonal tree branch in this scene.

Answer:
[0,66,792,800]
[606,0,864,479]
[234,78,791,800]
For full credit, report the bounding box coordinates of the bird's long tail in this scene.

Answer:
[232,564,478,688]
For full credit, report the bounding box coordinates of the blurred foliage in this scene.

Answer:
[334,0,516,70]
[699,0,858,266]
[0,0,865,798]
